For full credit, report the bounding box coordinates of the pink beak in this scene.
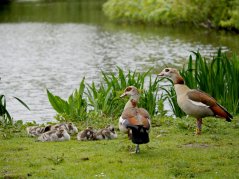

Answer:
[157,72,165,77]
[120,93,127,98]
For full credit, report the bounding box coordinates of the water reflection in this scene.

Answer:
[0,0,106,24]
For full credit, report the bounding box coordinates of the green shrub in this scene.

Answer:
[103,0,239,31]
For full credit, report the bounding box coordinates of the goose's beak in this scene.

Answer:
[157,72,165,77]
[120,93,127,98]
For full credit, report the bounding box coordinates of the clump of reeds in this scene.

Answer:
[47,78,87,121]
[0,94,30,126]
[87,67,161,117]
[47,67,162,121]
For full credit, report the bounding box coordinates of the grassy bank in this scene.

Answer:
[1,116,239,178]
[103,0,239,32]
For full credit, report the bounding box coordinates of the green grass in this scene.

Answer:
[1,116,239,178]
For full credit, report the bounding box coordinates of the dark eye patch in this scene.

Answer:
[165,68,170,72]
[126,87,132,92]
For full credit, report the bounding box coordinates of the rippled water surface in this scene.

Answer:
[0,1,238,123]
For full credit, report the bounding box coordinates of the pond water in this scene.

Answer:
[0,0,238,123]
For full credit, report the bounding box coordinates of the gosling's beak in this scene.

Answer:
[120,93,127,98]
[157,72,165,77]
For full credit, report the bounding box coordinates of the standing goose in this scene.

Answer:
[119,86,151,153]
[158,68,233,135]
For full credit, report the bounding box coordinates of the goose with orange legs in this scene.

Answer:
[119,86,151,153]
[158,68,233,135]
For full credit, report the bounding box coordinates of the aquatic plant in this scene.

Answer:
[139,75,161,116]
[48,67,162,121]
[0,94,30,126]
[86,82,122,117]
[47,78,87,121]
[86,67,162,117]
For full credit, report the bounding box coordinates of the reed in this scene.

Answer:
[86,82,122,117]
[101,66,148,91]
[0,94,30,126]
[0,95,12,125]
[47,78,87,121]
[86,67,162,117]
[139,75,161,116]
[48,67,162,121]
[160,82,186,118]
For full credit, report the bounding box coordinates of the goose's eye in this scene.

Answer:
[126,87,132,92]
[165,68,170,72]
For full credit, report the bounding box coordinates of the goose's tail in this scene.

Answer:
[127,125,149,144]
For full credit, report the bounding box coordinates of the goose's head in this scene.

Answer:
[158,68,184,84]
[120,86,139,98]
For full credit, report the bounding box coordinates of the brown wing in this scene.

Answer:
[137,108,150,129]
[187,90,232,121]
[187,89,216,107]
[138,108,150,119]
[121,107,137,119]
[122,107,150,128]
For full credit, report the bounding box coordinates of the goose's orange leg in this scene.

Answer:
[196,118,202,135]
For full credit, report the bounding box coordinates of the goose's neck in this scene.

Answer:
[174,84,190,96]
[124,95,139,110]
[172,74,184,85]
[172,74,191,95]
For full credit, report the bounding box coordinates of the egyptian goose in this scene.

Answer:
[119,86,151,153]
[158,68,233,134]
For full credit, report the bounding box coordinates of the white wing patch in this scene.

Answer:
[188,99,210,107]
[119,116,128,133]
[119,116,126,124]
